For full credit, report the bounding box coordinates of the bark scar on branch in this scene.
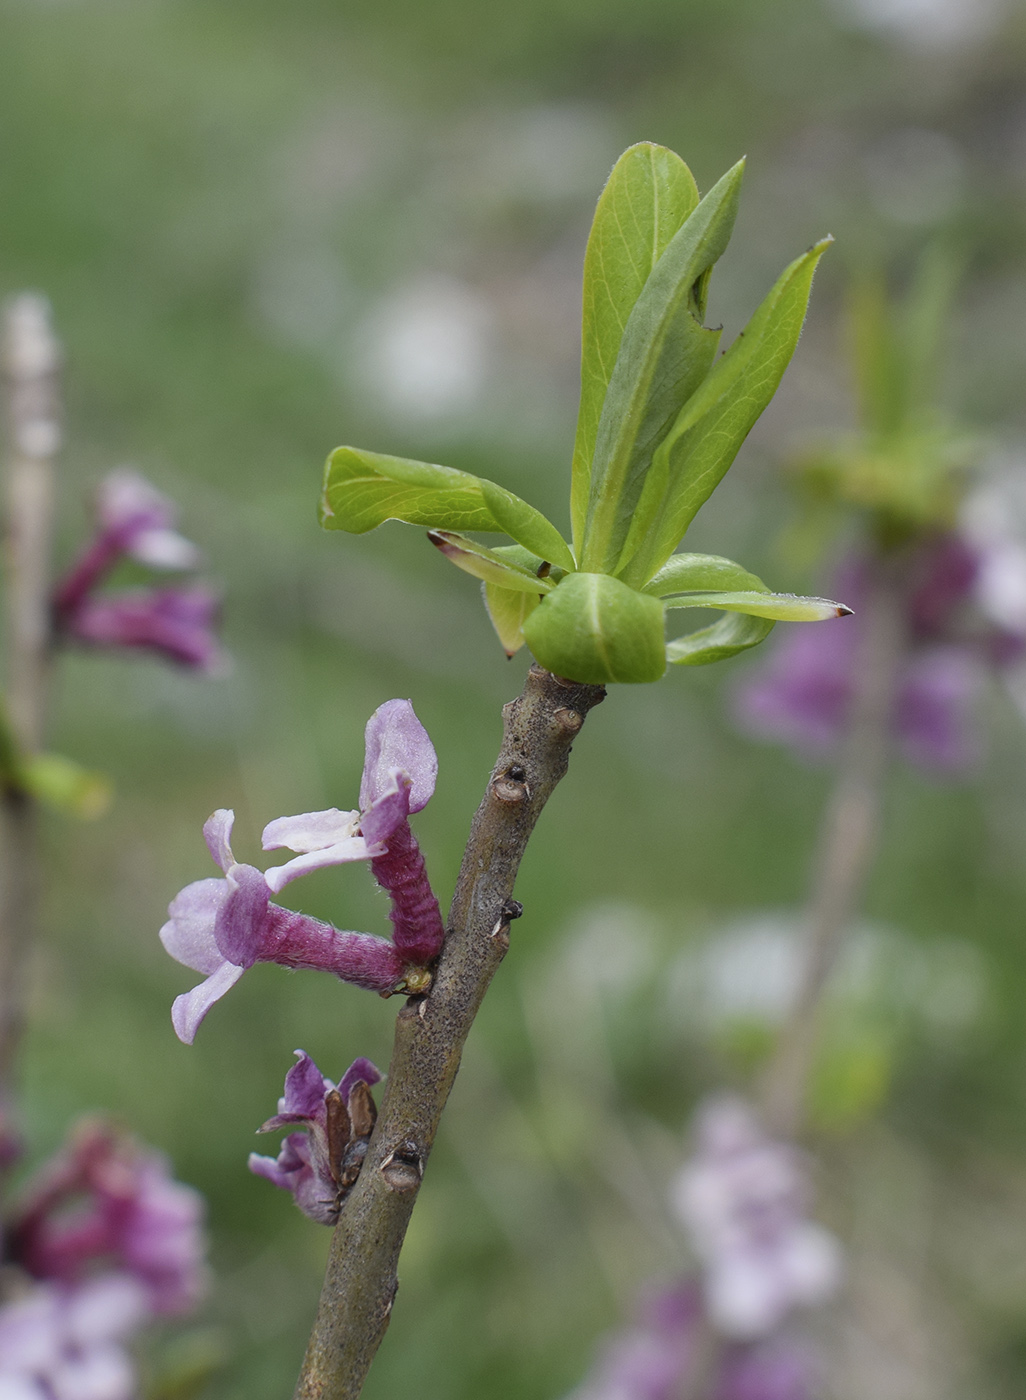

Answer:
[294,666,605,1400]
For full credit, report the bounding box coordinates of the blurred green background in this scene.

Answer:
[4,0,1026,1395]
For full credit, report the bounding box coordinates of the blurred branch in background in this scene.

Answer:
[0,293,60,1106]
[759,554,907,1138]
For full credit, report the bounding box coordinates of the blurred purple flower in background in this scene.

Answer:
[567,1280,816,1400]
[160,700,443,1042]
[0,1120,207,1399]
[733,532,1026,771]
[0,1274,147,1400]
[53,469,225,673]
[564,1098,838,1400]
[9,1120,207,1316]
[249,1051,382,1224]
[671,1097,842,1341]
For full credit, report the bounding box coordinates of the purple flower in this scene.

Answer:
[160,810,408,1043]
[671,1098,841,1341]
[53,470,225,673]
[9,1120,207,1317]
[732,536,1007,773]
[248,1051,382,1225]
[262,698,444,964]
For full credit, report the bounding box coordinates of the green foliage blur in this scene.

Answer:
[4,0,1026,1396]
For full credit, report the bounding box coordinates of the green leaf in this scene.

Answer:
[579,160,746,577]
[570,143,700,554]
[619,237,832,588]
[483,582,542,657]
[478,481,575,570]
[427,531,555,593]
[663,590,850,621]
[22,753,112,818]
[522,572,666,684]
[665,612,775,667]
[642,551,768,596]
[321,446,574,570]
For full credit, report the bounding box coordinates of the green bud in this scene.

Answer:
[521,572,666,685]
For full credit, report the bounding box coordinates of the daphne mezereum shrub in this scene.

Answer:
[159,142,849,1400]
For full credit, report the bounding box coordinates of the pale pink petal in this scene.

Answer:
[780,1225,844,1305]
[170,963,245,1044]
[202,810,235,872]
[0,1374,48,1400]
[0,1290,61,1371]
[159,879,226,974]
[263,838,380,895]
[97,471,174,532]
[127,527,200,571]
[64,1276,149,1345]
[706,1255,785,1339]
[49,1342,136,1400]
[360,699,437,814]
[261,808,360,854]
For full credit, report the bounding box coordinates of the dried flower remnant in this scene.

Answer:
[249,1051,382,1225]
[671,1097,841,1341]
[53,469,225,673]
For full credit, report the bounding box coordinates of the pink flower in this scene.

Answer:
[160,698,443,1042]
[160,810,407,1044]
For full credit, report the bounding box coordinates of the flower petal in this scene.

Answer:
[360,699,437,814]
[263,838,380,894]
[128,527,201,571]
[360,774,412,847]
[213,865,271,969]
[159,879,227,975]
[202,810,235,873]
[170,962,245,1044]
[261,809,360,854]
[282,1051,332,1119]
[337,1057,382,1102]
[97,470,176,533]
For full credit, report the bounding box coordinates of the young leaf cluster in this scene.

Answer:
[320,143,845,685]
